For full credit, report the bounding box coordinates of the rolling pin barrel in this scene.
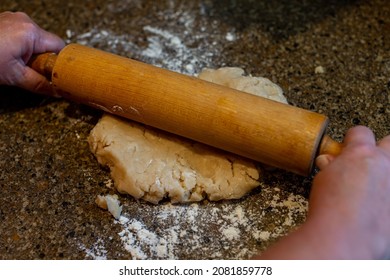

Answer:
[30,44,342,176]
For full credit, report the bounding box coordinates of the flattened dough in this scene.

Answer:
[88,67,287,204]
[198,67,287,104]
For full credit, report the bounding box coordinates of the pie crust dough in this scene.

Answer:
[88,68,287,203]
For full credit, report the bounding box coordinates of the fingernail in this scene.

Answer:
[315,155,331,170]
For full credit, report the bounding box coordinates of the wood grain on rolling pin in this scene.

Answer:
[30,44,342,176]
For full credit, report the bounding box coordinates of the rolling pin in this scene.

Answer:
[30,43,342,176]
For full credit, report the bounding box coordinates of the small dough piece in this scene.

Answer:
[88,67,287,204]
[96,194,122,219]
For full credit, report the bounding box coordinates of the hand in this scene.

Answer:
[0,12,65,94]
[255,126,390,259]
[309,126,390,258]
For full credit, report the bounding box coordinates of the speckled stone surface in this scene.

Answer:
[0,0,389,259]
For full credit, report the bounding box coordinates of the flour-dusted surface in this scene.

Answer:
[109,188,308,260]
[68,12,222,76]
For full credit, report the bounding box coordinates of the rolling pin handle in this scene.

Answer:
[318,135,343,156]
[28,53,57,81]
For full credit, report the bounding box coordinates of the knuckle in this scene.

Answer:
[14,11,28,18]
[21,21,38,33]
[10,11,31,22]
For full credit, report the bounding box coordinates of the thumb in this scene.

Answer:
[315,154,336,170]
[17,66,55,95]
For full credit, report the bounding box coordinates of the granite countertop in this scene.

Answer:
[0,0,388,259]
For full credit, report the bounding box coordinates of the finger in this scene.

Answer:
[8,12,64,54]
[17,66,55,95]
[34,28,65,54]
[378,135,390,151]
[315,154,336,170]
[343,126,376,147]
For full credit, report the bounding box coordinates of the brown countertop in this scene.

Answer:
[0,0,388,259]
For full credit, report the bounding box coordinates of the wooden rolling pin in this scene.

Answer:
[30,43,342,176]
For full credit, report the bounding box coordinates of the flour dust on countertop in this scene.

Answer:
[65,4,235,75]
[77,182,308,260]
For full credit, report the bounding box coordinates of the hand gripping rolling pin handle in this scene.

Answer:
[28,44,343,176]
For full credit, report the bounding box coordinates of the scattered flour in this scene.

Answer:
[115,203,259,259]
[111,193,307,260]
[252,230,271,241]
[221,226,240,241]
[78,238,108,260]
[117,216,176,259]
[69,26,216,75]
[66,9,225,75]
